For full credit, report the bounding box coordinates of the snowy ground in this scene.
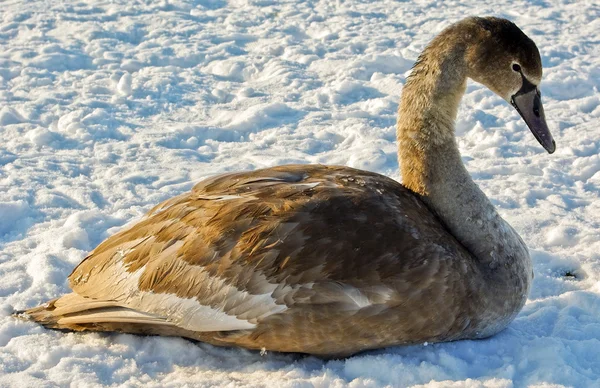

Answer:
[0,0,599,386]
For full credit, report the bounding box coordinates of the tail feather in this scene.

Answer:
[14,293,173,331]
[14,294,252,351]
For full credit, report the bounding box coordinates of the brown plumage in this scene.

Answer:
[18,17,554,358]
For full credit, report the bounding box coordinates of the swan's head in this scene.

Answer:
[465,17,555,154]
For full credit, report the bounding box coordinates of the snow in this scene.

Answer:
[0,0,599,386]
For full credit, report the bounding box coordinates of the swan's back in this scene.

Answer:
[73,165,468,292]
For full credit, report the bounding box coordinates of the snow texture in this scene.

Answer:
[1,0,599,387]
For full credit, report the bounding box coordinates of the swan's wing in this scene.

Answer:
[63,164,463,332]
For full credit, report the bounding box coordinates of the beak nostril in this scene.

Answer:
[533,94,541,118]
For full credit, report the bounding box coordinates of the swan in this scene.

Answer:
[18,16,555,358]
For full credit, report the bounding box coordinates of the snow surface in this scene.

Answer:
[1,0,599,386]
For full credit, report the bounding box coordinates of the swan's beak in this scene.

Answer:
[511,88,555,154]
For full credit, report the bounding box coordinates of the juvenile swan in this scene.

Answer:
[20,17,555,357]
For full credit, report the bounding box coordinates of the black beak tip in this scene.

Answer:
[546,139,556,154]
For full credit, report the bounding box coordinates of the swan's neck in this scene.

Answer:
[397,34,530,272]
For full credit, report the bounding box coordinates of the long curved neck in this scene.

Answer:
[397,30,529,269]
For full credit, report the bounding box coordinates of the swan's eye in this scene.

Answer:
[512,63,521,72]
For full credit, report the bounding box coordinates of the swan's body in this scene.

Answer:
[20,17,554,358]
